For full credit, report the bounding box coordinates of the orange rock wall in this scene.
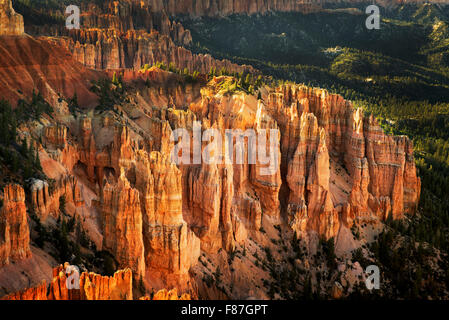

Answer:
[0,184,31,267]
[48,265,133,300]
[0,0,24,36]
[265,85,420,237]
[1,264,190,300]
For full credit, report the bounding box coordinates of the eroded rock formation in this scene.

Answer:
[1,263,191,300]
[0,184,31,267]
[264,85,420,238]
[0,2,422,298]
[0,281,47,300]
[149,0,444,17]
[26,0,253,74]
[101,168,145,278]
[0,36,100,106]
[0,0,24,36]
[140,151,200,287]
[48,264,133,300]
[140,288,191,300]
[155,0,324,16]
[30,175,84,221]
[56,29,253,74]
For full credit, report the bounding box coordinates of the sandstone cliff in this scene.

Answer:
[48,264,133,300]
[139,151,200,288]
[2,264,133,300]
[101,168,145,278]
[0,0,424,300]
[0,35,101,106]
[140,288,191,300]
[26,0,191,46]
[0,281,47,300]
[0,0,24,36]
[151,0,323,16]
[150,0,446,17]
[1,263,191,300]
[0,184,31,267]
[55,28,253,74]
[0,70,419,296]
[264,84,420,238]
[71,117,200,289]
[30,175,84,221]
[163,79,420,243]
[25,0,253,74]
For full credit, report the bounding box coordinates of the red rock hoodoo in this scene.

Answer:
[0,184,31,267]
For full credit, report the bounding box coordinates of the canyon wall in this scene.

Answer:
[0,35,101,106]
[1,263,191,300]
[48,264,133,300]
[0,0,24,36]
[148,0,445,17]
[25,0,254,74]
[264,84,420,237]
[101,168,146,278]
[0,0,423,299]
[0,50,421,297]
[56,29,253,73]
[150,0,324,16]
[26,0,191,45]
[156,78,420,243]
[38,115,202,290]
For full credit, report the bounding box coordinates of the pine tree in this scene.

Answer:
[20,138,28,156]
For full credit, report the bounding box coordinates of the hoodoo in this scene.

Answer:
[0,0,24,36]
[0,0,445,301]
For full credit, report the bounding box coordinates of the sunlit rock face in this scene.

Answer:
[26,0,255,74]
[1,263,192,300]
[0,184,31,267]
[266,84,421,238]
[0,0,24,36]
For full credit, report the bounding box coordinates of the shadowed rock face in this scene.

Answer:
[148,0,325,16]
[0,36,101,107]
[0,0,24,36]
[150,0,448,17]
